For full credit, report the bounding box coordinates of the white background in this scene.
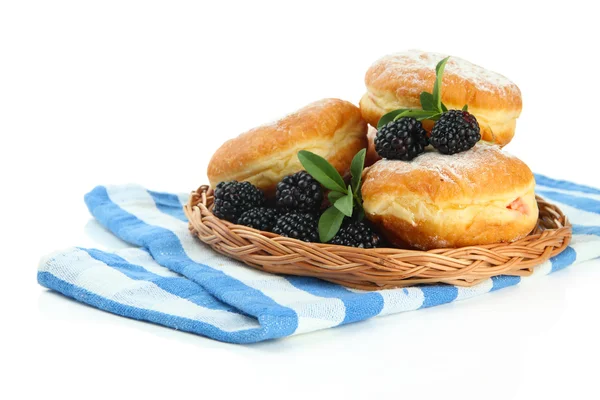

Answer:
[2,1,599,399]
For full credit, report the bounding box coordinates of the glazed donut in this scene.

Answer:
[207,98,368,194]
[359,50,522,147]
[361,144,538,250]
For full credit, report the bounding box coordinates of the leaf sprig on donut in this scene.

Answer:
[377,57,468,129]
[297,149,366,242]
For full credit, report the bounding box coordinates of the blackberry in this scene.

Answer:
[374,117,429,161]
[328,219,382,248]
[272,211,319,242]
[430,110,481,155]
[212,181,264,222]
[237,207,278,232]
[276,171,323,212]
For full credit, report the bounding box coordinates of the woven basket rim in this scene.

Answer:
[184,185,572,290]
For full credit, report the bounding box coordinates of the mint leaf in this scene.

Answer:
[432,56,450,113]
[379,105,443,128]
[328,191,344,204]
[334,187,353,217]
[462,104,468,111]
[356,208,365,221]
[350,148,366,196]
[298,150,347,193]
[319,206,345,242]
[426,112,442,121]
[377,109,410,129]
[392,109,440,121]
[420,92,435,111]
[441,102,448,112]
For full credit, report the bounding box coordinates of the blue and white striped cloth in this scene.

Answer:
[38,175,600,344]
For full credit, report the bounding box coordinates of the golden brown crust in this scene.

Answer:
[362,144,533,204]
[360,50,522,146]
[364,125,379,167]
[207,98,368,194]
[362,144,538,249]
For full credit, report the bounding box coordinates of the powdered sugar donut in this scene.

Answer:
[360,50,522,146]
[361,144,537,250]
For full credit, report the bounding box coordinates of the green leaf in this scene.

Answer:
[377,109,410,129]
[432,56,450,113]
[425,112,442,121]
[350,148,366,195]
[298,150,347,193]
[334,188,353,217]
[379,108,442,128]
[462,104,468,111]
[420,92,435,111]
[441,102,448,112]
[328,191,344,204]
[356,208,365,221]
[353,188,364,215]
[392,109,440,121]
[319,206,345,243]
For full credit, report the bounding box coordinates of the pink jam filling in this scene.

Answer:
[507,197,528,214]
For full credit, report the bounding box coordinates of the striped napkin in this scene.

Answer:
[38,175,600,344]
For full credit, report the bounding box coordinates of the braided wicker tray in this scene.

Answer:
[184,185,572,290]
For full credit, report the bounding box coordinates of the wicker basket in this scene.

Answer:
[184,185,572,290]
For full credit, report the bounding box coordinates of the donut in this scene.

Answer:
[359,50,522,147]
[361,144,538,250]
[207,98,368,194]
[364,125,379,167]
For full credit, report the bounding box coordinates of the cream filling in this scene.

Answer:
[365,187,537,227]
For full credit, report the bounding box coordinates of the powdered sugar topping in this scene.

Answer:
[373,143,511,182]
[373,50,518,94]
